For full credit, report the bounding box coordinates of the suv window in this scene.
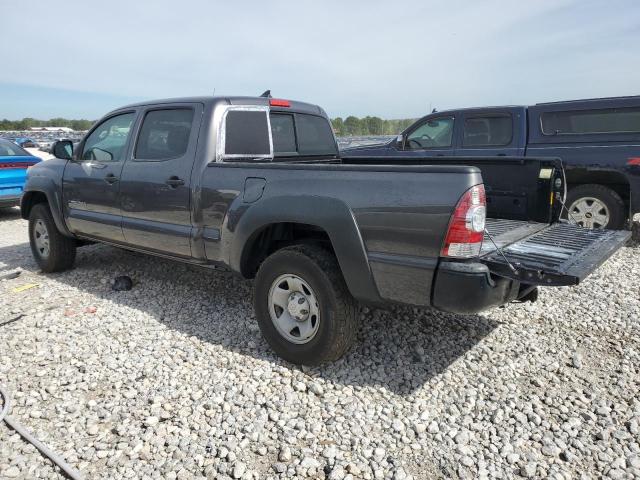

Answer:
[224,110,271,157]
[463,115,512,146]
[82,112,135,162]
[541,107,640,135]
[135,108,194,160]
[406,117,454,149]
[270,113,337,157]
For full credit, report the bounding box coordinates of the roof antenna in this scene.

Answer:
[260,90,272,98]
[432,107,437,113]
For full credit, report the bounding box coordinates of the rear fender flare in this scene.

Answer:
[227,195,381,304]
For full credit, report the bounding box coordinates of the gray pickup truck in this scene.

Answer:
[21,95,630,364]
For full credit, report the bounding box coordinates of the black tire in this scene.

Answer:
[254,245,359,365]
[563,184,626,230]
[28,203,77,273]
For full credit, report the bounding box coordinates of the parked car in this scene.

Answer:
[21,96,629,364]
[0,139,42,208]
[10,137,38,148]
[341,96,640,230]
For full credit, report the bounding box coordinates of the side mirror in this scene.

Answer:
[396,134,404,148]
[52,140,73,160]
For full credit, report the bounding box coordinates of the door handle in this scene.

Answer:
[165,176,185,188]
[104,174,118,184]
[496,153,507,156]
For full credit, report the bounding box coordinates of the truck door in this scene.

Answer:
[400,114,457,157]
[62,111,136,242]
[456,108,524,157]
[118,103,203,257]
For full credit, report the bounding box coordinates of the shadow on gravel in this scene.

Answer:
[0,241,498,395]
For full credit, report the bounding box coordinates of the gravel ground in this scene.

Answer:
[1,207,639,480]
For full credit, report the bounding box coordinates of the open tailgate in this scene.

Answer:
[480,222,630,286]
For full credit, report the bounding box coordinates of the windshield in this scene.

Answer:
[0,140,30,157]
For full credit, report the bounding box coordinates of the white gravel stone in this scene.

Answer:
[0,211,638,479]
[278,446,292,462]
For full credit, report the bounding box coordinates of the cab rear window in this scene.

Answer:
[270,113,337,157]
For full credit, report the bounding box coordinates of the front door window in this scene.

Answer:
[406,117,454,150]
[82,113,135,162]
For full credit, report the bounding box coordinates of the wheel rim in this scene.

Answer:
[268,273,320,345]
[33,219,50,258]
[568,196,610,229]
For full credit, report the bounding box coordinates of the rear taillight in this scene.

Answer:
[441,184,486,258]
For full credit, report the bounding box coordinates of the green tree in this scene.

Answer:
[331,117,345,136]
[49,118,71,128]
[364,116,384,135]
[331,116,418,137]
[0,117,96,131]
[70,119,93,131]
[343,116,361,136]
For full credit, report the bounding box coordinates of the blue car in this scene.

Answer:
[0,138,42,208]
[10,137,38,148]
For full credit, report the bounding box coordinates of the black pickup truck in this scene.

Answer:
[21,96,630,364]
[341,96,640,230]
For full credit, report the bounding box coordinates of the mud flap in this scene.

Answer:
[480,222,630,286]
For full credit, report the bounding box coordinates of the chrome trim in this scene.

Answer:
[216,105,273,163]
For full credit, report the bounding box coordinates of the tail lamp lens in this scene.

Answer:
[441,184,486,258]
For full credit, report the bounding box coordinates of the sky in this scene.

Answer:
[1,0,639,120]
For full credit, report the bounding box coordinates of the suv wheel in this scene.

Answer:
[28,203,77,272]
[254,245,359,365]
[563,184,626,230]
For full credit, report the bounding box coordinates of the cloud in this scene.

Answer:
[1,0,639,118]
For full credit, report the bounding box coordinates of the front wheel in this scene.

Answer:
[253,245,359,365]
[563,184,626,230]
[28,203,77,272]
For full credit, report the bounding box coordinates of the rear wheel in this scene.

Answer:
[563,184,626,230]
[253,245,359,365]
[28,203,77,272]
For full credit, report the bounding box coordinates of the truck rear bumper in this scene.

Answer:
[432,261,519,314]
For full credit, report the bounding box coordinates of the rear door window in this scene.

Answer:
[223,109,271,158]
[0,141,29,156]
[541,107,640,135]
[463,115,513,146]
[135,108,194,160]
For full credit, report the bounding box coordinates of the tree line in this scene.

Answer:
[331,116,417,137]
[1,116,418,136]
[0,118,94,131]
